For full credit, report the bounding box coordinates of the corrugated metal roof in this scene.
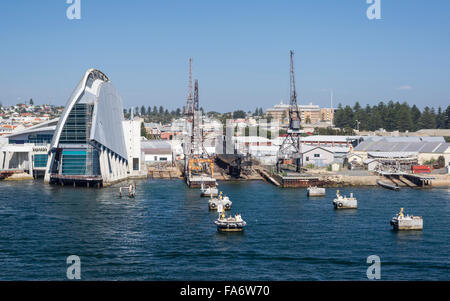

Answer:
[356,140,449,154]
[368,152,418,158]
[434,143,450,153]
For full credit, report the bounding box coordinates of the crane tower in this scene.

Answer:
[277,50,302,173]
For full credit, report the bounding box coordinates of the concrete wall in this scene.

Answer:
[122,119,142,173]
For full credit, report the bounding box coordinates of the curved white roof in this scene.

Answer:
[50,69,127,160]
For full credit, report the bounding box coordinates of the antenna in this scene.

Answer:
[330,89,333,109]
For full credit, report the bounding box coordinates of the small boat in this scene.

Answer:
[214,204,246,232]
[307,186,326,197]
[208,191,232,211]
[390,208,423,230]
[377,179,400,191]
[333,190,357,209]
[200,182,218,197]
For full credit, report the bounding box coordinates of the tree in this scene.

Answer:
[140,122,148,138]
[445,106,450,129]
[232,110,246,119]
[333,103,347,128]
[384,101,397,131]
[342,105,354,128]
[436,107,446,129]
[418,106,436,129]
[410,105,421,131]
[140,105,146,116]
[29,98,34,105]
[396,103,413,132]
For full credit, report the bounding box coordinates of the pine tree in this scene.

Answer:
[445,106,450,129]
[396,103,413,132]
[418,107,437,129]
[436,107,446,129]
[333,104,345,128]
[343,105,354,128]
[410,105,421,131]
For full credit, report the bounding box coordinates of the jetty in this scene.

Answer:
[378,171,434,188]
[255,167,281,186]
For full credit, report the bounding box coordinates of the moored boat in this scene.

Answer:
[307,186,326,197]
[333,190,357,209]
[390,208,423,230]
[208,191,232,210]
[377,179,400,191]
[200,182,218,197]
[214,205,246,232]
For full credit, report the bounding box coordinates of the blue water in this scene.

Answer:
[0,179,448,280]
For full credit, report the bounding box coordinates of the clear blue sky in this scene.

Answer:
[0,0,449,112]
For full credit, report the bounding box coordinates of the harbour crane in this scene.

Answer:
[182,59,214,183]
[277,50,302,173]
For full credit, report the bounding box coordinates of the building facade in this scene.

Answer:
[44,69,129,187]
[265,102,334,125]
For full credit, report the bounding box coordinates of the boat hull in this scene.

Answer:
[390,217,423,230]
[333,199,357,209]
[377,180,400,191]
[215,220,246,232]
[307,188,326,197]
[217,227,244,232]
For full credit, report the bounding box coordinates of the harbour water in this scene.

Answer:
[0,179,448,280]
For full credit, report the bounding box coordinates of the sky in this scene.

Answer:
[0,0,449,112]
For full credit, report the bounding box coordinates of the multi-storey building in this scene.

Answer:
[265,101,334,125]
